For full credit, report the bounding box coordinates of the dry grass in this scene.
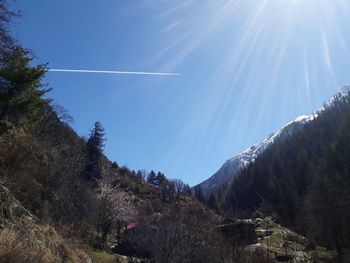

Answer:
[86,249,117,263]
[0,227,87,263]
[0,228,57,263]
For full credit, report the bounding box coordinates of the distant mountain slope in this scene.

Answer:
[197,85,350,196]
[215,85,350,258]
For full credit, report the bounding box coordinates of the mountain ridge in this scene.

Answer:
[197,85,350,195]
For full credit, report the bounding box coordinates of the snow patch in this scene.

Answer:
[199,86,350,195]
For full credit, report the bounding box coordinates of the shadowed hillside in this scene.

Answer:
[215,89,350,262]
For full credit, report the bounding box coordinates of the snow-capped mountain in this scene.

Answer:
[197,85,350,196]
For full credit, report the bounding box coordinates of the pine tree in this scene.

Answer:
[207,193,220,214]
[156,171,166,186]
[182,184,192,196]
[0,1,50,134]
[194,185,204,203]
[147,171,166,186]
[86,122,105,154]
[147,170,157,185]
[84,121,106,179]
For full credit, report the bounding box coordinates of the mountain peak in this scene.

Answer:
[341,84,350,93]
[197,85,350,195]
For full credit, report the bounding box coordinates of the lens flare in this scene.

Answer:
[138,0,350,180]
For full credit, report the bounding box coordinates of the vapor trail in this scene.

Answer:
[48,68,181,76]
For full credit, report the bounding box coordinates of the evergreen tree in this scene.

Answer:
[86,122,105,154]
[0,0,16,45]
[84,121,106,179]
[194,185,204,203]
[156,171,166,186]
[136,170,146,182]
[217,94,350,251]
[111,161,118,169]
[182,184,192,196]
[0,1,50,134]
[147,170,157,185]
[207,193,220,214]
[147,171,166,186]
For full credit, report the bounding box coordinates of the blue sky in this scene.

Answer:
[10,0,350,185]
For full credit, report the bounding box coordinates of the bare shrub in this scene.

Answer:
[128,202,232,263]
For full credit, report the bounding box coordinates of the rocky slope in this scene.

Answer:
[0,182,90,263]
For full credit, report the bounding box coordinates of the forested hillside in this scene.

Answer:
[218,89,350,260]
[1,1,349,262]
[0,2,251,262]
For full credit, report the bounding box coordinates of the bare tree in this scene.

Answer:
[94,162,137,247]
[172,179,185,200]
[128,203,232,263]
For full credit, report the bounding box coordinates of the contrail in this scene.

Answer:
[48,68,181,76]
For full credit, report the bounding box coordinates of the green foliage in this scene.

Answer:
[0,0,17,47]
[146,170,166,186]
[0,43,49,130]
[0,1,50,134]
[86,121,105,154]
[84,121,106,179]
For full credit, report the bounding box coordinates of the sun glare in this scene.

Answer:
[149,0,350,161]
